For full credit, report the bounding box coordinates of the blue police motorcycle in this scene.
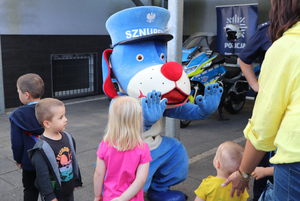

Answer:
[180,28,259,128]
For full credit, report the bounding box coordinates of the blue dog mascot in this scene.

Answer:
[102,6,223,201]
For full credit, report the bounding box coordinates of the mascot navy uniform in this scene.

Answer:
[102,6,223,201]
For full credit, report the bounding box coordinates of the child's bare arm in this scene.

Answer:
[194,196,205,201]
[111,162,150,201]
[94,157,106,201]
[253,166,274,180]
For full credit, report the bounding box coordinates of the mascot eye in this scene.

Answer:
[160,53,165,60]
[136,54,144,61]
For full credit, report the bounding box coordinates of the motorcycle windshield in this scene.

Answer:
[192,65,226,86]
[182,46,197,62]
[187,52,209,68]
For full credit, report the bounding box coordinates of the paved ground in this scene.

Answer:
[0,95,255,200]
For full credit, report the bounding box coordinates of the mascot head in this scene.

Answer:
[102,6,190,107]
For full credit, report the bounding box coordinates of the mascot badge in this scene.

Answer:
[102,6,223,201]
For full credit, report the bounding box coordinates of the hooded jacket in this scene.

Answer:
[9,104,44,170]
[28,131,82,201]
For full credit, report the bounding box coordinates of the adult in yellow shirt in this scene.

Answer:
[222,1,300,200]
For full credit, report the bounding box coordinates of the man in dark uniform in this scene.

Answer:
[239,21,272,92]
[238,21,273,201]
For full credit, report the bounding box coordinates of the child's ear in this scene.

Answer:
[43,120,51,128]
[216,160,221,169]
[24,92,30,100]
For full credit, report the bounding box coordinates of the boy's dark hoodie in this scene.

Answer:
[9,104,44,170]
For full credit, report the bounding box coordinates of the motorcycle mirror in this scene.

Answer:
[205,50,213,58]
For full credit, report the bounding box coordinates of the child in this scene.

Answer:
[9,73,44,201]
[94,96,152,201]
[194,141,249,201]
[28,98,82,201]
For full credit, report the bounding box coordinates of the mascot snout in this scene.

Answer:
[127,61,190,107]
[160,62,190,106]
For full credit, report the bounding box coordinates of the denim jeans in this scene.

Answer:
[258,180,274,201]
[274,162,300,201]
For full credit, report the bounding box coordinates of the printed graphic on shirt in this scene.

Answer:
[56,146,73,182]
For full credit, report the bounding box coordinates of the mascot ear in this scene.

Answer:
[102,49,119,99]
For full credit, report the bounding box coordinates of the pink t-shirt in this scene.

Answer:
[97,140,152,201]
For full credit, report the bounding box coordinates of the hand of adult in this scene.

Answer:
[221,171,250,198]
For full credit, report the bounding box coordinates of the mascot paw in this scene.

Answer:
[142,90,168,129]
[195,83,223,118]
[147,188,187,201]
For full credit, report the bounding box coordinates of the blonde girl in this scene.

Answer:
[94,96,152,201]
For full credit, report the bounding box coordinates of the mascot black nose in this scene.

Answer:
[160,62,183,81]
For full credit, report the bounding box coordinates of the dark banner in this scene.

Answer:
[216,4,258,55]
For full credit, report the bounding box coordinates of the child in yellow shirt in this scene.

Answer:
[194,141,249,201]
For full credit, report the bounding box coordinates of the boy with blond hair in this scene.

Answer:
[10,73,44,201]
[28,98,82,201]
[194,141,249,201]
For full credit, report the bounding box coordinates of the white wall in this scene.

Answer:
[0,0,267,36]
[0,0,150,35]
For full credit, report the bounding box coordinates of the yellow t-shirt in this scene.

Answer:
[194,176,249,201]
[244,21,300,164]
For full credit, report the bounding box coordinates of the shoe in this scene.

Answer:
[147,188,188,201]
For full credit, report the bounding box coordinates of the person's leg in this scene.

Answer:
[145,136,188,201]
[65,192,74,201]
[22,169,39,201]
[150,143,188,191]
[274,162,300,201]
